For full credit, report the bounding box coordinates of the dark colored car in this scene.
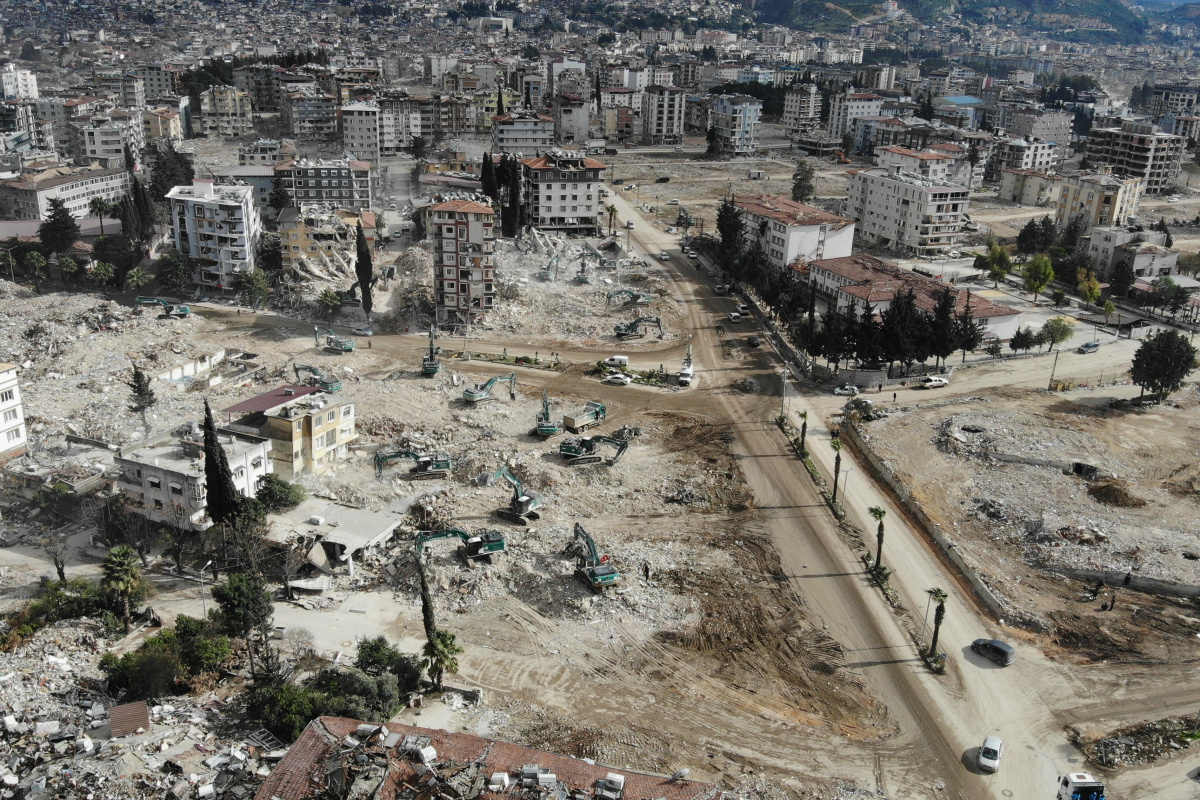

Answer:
[655,176,671,183]
[971,638,1016,666]
[747,336,761,347]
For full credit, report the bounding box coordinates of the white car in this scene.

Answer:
[728,312,742,323]
[919,376,949,389]
[667,198,680,205]
[602,372,633,386]
[978,736,1003,773]
[351,327,374,336]
[833,384,859,396]
[660,251,670,261]
[1167,196,1180,203]
[737,304,750,315]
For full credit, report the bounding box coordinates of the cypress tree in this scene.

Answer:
[496,85,505,117]
[120,198,141,243]
[505,156,522,236]
[480,153,497,202]
[132,177,155,241]
[355,220,373,318]
[202,400,242,526]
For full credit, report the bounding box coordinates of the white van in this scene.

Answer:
[678,366,694,386]
[603,355,629,368]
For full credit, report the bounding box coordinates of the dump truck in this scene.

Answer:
[563,401,606,433]
[566,523,620,591]
[416,528,506,565]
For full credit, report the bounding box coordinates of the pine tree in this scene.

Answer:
[126,362,157,429]
[929,287,957,367]
[267,179,291,214]
[355,220,373,318]
[38,198,80,255]
[202,400,242,527]
[791,159,815,203]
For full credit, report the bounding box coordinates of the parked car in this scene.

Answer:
[714,284,728,295]
[919,376,949,388]
[351,327,374,336]
[737,304,750,315]
[667,198,680,205]
[612,178,625,185]
[978,736,1003,773]
[602,372,633,386]
[674,145,684,151]
[747,336,761,347]
[655,176,670,183]
[970,638,1016,666]
[603,356,629,367]
[833,384,859,396]
[727,312,742,323]
[1077,341,1100,354]
[625,184,636,191]
[660,251,670,261]
[626,220,636,229]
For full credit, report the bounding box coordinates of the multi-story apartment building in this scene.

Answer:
[828,91,884,138]
[0,362,26,462]
[233,64,287,113]
[143,107,183,145]
[274,157,373,211]
[71,112,143,168]
[999,168,1063,206]
[201,86,254,138]
[986,137,1059,181]
[492,110,555,155]
[275,204,366,273]
[35,96,101,151]
[92,69,146,110]
[520,151,604,236]
[115,427,273,532]
[0,165,130,220]
[782,83,820,134]
[641,85,685,145]
[212,165,275,211]
[844,165,970,256]
[1055,168,1144,232]
[1006,109,1072,158]
[735,194,855,269]
[239,138,297,165]
[1,64,38,101]
[684,96,713,134]
[712,95,762,155]
[224,386,357,479]
[166,179,262,294]
[552,93,588,146]
[430,198,496,327]
[1148,85,1200,115]
[873,146,957,182]
[282,86,339,140]
[1085,120,1184,195]
[1083,225,1178,282]
[134,65,184,101]
[602,107,635,141]
[341,101,380,163]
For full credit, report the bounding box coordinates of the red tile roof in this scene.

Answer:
[256,718,718,800]
[520,155,606,170]
[734,194,853,229]
[432,200,495,215]
[222,385,322,414]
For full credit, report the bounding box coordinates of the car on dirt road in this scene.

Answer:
[970,638,1016,666]
[977,736,1003,773]
[351,327,374,336]
[918,376,949,388]
[747,336,761,347]
[602,373,633,386]
[660,251,670,261]
[1077,341,1100,354]
[833,384,859,396]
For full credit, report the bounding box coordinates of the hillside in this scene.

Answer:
[1155,0,1200,22]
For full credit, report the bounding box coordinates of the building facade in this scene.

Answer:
[1054,169,1144,232]
[1,65,38,101]
[1085,120,1184,195]
[341,101,380,162]
[520,151,604,236]
[712,95,761,155]
[641,85,685,145]
[275,157,373,211]
[430,199,496,327]
[491,111,555,154]
[735,194,855,269]
[552,93,588,145]
[0,166,130,220]
[224,387,357,480]
[0,363,26,462]
[999,168,1062,206]
[844,166,970,256]
[782,83,820,134]
[1084,225,1177,282]
[828,91,884,138]
[166,179,262,294]
[201,86,255,138]
[238,138,297,165]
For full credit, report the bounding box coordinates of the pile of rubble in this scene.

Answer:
[0,620,283,799]
[1079,716,1199,768]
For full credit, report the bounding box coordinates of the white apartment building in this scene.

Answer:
[341,101,380,162]
[873,146,957,182]
[0,362,26,462]
[986,137,1059,181]
[828,91,883,138]
[1084,226,1176,282]
[1006,109,1072,158]
[166,179,262,295]
[1055,169,1144,232]
[521,150,604,236]
[844,166,970,256]
[712,95,762,155]
[492,110,555,155]
[115,428,273,532]
[782,83,820,134]
[734,194,855,269]
[0,166,130,220]
[430,199,496,327]
[552,93,588,146]
[1085,120,1184,195]
[1,64,38,100]
[641,85,685,145]
[201,86,254,138]
[72,113,143,169]
[92,69,145,110]
[275,157,374,211]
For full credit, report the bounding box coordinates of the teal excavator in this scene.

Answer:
[293,364,342,393]
[463,372,516,404]
[558,436,628,467]
[566,523,620,591]
[422,325,440,376]
[606,289,653,306]
[535,389,561,437]
[416,528,506,565]
[135,296,190,318]
[375,450,452,479]
[613,316,663,340]
[491,466,544,526]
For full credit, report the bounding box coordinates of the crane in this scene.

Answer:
[135,296,190,318]
[416,528,506,565]
[292,364,342,393]
[463,372,516,404]
[422,325,440,376]
[606,289,653,306]
[613,316,664,340]
[566,523,620,591]
[491,466,544,526]
[535,389,561,437]
[374,450,453,479]
[558,436,628,466]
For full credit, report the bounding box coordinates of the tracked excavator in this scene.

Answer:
[566,523,620,591]
[374,450,453,479]
[534,389,561,437]
[538,254,560,281]
[491,466,544,526]
[558,435,628,466]
[606,289,653,306]
[422,325,440,376]
[463,372,516,404]
[613,316,663,340]
[319,329,356,353]
[337,275,380,305]
[416,528,506,566]
[135,296,190,318]
[293,364,342,393]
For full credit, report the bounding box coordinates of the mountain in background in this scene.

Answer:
[1153,0,1200,21]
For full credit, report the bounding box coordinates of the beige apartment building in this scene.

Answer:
[224,386,358,480]
[430,198,496,327]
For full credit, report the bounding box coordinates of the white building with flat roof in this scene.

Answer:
[734,194,855,269]
[712,95,761,155]
[491,110,555,155]
[0,362,26,462]
[641,85,685,145]
[166,179,262,295]
[828,91,883,138]
[844,165,970,256]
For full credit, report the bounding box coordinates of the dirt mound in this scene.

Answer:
[1077,716,1200,769]
[1087,480,1148,508]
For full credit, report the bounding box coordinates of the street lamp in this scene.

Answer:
[199,560,213,618]
[841,467,855,503]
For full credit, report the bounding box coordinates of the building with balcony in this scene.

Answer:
[844,165,970,256]
[1085,120,1184,195]
[520,151,604,236]
[166,179,262,295]
[274,157,373,211]
[641,85,685,145]
[239,138,297,165]
[712,95,761,155]
[1006,109,1073,158]
[999,168,1062,206]
[0,362,26,463]
[734,194,854,269]
[0,165,130,220]
[71,112,143,169]
[276,203,367,275]
[429,198,495,327]
[143,107,183,145]
[1055,168,1144,232]
[282,86,339,140]
[222,386,357,480]
[201,86,255,138]
[115,427,272,532]
[828,91,883,138]
[1,64,38,101]
[782,83,820,134]
[491,110,555,155]
[1149,85,1200,115]
[92,69,145,110]
[1082,225,1179,282]
[986,136,1060,181]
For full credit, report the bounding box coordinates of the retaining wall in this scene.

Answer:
[1044,567,1200,602]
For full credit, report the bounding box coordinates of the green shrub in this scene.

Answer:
[175,614,232,674]
[246,684,328,742]
[311,666,402,720]
[255,474,307,512]
[1,579,128,651]
[101,643,183,699]
[355,635,422,693]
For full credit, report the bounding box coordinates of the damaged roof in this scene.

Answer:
[255,718,718,800]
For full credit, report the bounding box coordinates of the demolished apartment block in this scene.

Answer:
[276,203,373,284]
[256,719,719,800]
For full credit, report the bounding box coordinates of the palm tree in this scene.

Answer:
[422,629,463,690]
[926,587,948,657]
[102,545,142,633]
[606,204,617,235]
[23,251,47,293]
[91,261,115,295]
[59,256,78,284]
[125,266,150,292]
[869,506,886,572]
[89,197,110,237]
[797,410,808,455]
[830,439,843,503]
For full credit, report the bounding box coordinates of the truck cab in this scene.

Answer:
[1057,773,1105,800]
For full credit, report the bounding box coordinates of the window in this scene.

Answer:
[148,477,161,488]
[153,499,163,509]
[327,410,336,423]
[342,405,353,417]
[170,483,183,495]
[2,409,16,423]
[3,388,18,403]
